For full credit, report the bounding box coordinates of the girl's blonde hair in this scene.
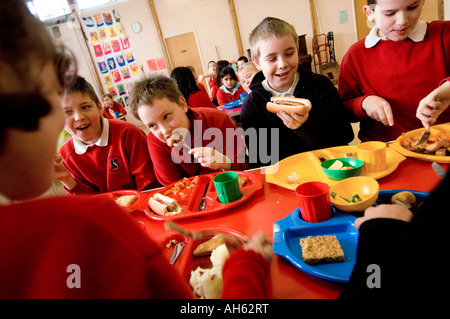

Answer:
[249,17,299,60]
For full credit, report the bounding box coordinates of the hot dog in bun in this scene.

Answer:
[148,193,184,216]
[266,96,311,115]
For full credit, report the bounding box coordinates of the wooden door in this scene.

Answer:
[353,0,444,42]
[164,32,207,88]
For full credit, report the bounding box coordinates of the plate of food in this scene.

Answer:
[160,228,248,299]
[389,123,450,163]
[273,210,357,283]
[265,145,406,191]
[134,171,262,221]
[273,189,429,283]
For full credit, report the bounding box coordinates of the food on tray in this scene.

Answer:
[115,195,137,207]
[238,176,247,188]
[328,160,355,171]
[164,176,199,199]
[166,132,184,147]
[399,131,450,156]
[286,172,301,185]
[343,152,358,159]
[190,244,229,299]
[193,234,225,257]
[166,239,178,248]
[331,191,362,203]
[266,96,311,115]
[148,193,184,216]
[300,235,345,265]
[391,191,416,208]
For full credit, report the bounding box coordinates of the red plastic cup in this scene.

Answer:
[295,181,332,223]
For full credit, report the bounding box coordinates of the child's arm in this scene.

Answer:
[189,147,231,170]
[54,158,77,190]
[416,79,450,129]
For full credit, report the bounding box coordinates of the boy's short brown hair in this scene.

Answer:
[249,17,299,61]
[65,76,100,107]
[128,73,183,120]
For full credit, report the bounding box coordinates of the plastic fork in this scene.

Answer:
[415,94,441,146]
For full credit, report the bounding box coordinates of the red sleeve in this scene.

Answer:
[122,125,159,190]
[217,88,227,106]
[221,250,271,298]
[441,77,450,85]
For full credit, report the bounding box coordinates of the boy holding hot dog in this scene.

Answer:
[339,0,450,142]
[241,17,353,168]
[128,73,250,186]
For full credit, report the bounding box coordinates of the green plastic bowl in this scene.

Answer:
[321,158,364,181]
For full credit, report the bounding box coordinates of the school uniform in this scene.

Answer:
[147,108,250,186]
[0,195,269,298]
[241,65,354,168]
[59,118,159,193]
[339,20,450,142]
[187,90,216,109]
[217,83,246,106]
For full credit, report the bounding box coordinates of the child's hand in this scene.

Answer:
[416,91,446,129]
[276,110,309,130]
[362,95,394,126]
[243,232,273,263]
[354,204,413,230]
[189,147,232,171]
[53,155,77,190]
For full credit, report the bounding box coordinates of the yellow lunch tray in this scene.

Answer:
[389,123,450,164]
[264,145,406,191]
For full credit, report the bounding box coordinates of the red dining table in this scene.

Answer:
[131,147,448,299]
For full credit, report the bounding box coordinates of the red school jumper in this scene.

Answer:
[0,195,270,298]
[147,108,250,186]
[217,84,246,106]
[187,90,216,109]
[339,21,450,142]
[59,119,159,194]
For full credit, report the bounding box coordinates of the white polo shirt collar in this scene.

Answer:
[365,19,427,48]
[73,117,109,154]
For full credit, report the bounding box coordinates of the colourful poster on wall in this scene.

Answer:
[83,10,140,104]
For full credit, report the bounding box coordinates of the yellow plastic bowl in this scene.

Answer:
[329,176,379,213]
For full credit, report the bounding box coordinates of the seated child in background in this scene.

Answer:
[237,62,259,93]
[102,93,127,119]
[198,60,218,101]
[186,65,208,94]
[55,76,159,193]
[171,66,216,109]
[128,73,250,186]
[212,60,230,105]
[236,55,249,70]
[241,17,353,168]
[217,66,246,106]
[339,0,450,142]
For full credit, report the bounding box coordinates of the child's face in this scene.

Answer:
[62,92,103,145]
[253,35,298,93]
[239,69,257,93]
[208,62,216,73]
[365,0,423,41]
[137,96,191,143]
[102,95,114,107]
[221,74,236,90]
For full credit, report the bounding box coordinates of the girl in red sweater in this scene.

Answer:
[0,0,271,299]
[217,66,246,106]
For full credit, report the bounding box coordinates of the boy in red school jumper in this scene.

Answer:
[339,0,450,142]
[217,66,246,106]
[128,73,250,186]
[0,0,272,299]
[54,76,159,193]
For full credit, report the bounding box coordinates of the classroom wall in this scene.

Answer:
[63,0,449,93]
